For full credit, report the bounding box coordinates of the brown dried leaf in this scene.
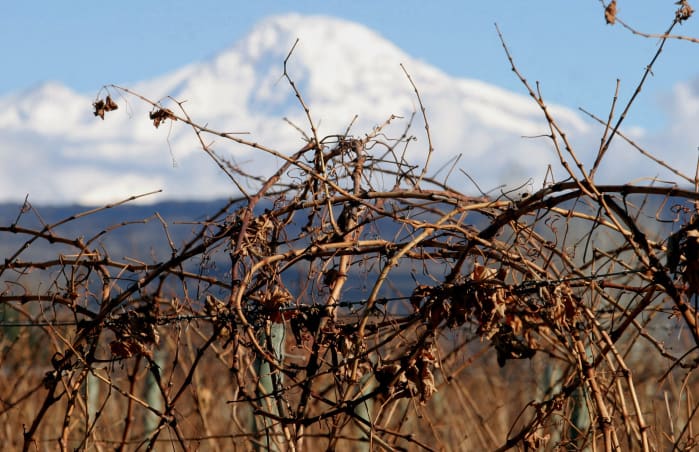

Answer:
[375,363,406,397]
[524,431,550,449]
[419,345,437,366]
[93,99,106,119]
[493,325,536,367]
[205,294,233,339]
[506,313,523,335]
[398,345,440,404]
[205,294,229,316]
[471,263,498,281]
[676,0,694,23]
[105,95,118,111]
[427,299,449,327]
[547,283,578,328]
[605,0,617,25]
[149,107,177,128]
[108,302,160,358]
[110,338,150,359]
[258,287,292,323]
[418,367,436,404]
[93,95,118,120]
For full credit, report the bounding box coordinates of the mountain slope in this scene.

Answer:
[0,13,592,205]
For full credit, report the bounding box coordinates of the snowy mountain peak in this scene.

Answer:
[262,14,406,63]
[137,13,423,122]
[230,14,409,66]
[0,13,596,205]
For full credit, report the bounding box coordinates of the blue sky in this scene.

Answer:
[1,1,697,131]
[1,1,699,205]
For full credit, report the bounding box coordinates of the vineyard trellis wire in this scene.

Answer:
[2,2,699,451]
[0,269,649,329]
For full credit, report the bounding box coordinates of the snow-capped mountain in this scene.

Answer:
[0,14,629,205]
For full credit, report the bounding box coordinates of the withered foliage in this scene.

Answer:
[108,300,160,359]
[92,95,118,119]
[2,5,699,451]
[676,0,695,23]
[605,0,617,25]
[149,107,177,128]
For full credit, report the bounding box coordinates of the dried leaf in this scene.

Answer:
[108,302,160,358]
[110,339,149,359]
[676,0,694,22]
[375,363,405,397]
[524,431,551,449]
[506,313,523,335]
[93,95,118,120]
[605,0,617,25]
[149,107,177,128]
[418,367,436,404]
[256,287,292,323]
[427,298,449,327]
[205,294,233,339]
[93,99,106,119]
[493,324,536,367]
[105,95,118,111]
[399,344,439,404]
[471,263,498,281]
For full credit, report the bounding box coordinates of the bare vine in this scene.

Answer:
[1,3,699,451]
